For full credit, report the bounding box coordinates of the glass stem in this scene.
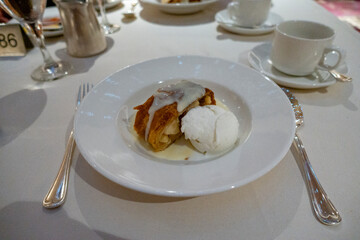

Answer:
[22,21,56,67]
[97,0,109,25]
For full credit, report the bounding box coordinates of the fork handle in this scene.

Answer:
[43,130,76,208]
[293,133,341,225]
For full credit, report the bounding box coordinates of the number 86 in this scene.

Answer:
[0,33,18,48]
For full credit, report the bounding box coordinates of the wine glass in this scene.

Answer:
[97,0,120,34]
[0,0,71,81]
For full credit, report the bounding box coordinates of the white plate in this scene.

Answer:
[74,55,295,197]
[248,43,349,89]
[215,10,283,35]
[43,7,63,37]
[140,0,217,14]
[94,0,123,10]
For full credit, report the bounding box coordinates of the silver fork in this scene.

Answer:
[43,83,93,209]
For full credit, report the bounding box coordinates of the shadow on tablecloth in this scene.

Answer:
[0,201,127,240]
[72,147,305,240]
[0,88,46,148]
[53,37,115,76]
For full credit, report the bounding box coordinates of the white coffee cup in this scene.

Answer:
[227,0,271,27]
[270,20,343,76]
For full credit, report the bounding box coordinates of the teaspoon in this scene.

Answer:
[329,69,352,82]
[282,88,342,226]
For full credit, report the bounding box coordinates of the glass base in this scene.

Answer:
[102,23,120,35]
[31,61,72,82]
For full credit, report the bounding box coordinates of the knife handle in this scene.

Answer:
[293,133,341,225]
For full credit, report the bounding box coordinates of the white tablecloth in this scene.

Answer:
[1,0,359,239]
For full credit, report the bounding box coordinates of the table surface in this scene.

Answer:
[1,0,360,239]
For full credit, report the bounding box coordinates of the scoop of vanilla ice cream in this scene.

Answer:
[181,105,239,153]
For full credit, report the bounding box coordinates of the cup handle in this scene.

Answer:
[318,46,345,70]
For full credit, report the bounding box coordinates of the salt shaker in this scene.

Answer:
[54,0,107,57]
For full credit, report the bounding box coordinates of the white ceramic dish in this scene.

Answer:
[215,9,283,35]
[43,7,63,38]
[94,0,123,10]
[248,43,349,89]
[74,55,295,197]
[140,0,217,14]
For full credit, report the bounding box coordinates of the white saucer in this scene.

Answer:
[248,43,349,89]
[215,10,283,35]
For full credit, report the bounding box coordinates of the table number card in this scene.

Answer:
[0,23,27,57]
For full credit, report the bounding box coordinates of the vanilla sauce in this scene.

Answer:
[145,80,205,140]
